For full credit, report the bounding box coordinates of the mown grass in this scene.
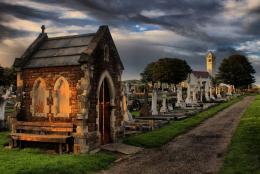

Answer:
[131,111,140,117]
[0,132,116,174]
[124,96,243,148]
[220,95,260,174]
[5,108,14,113]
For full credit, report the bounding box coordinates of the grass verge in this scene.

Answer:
[124,96,243,148]
[5,108,14,113]
[131,111,140,117]
[219,95,260,174]
[0,132,115,174]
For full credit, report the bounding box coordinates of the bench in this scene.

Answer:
[10,121,74,154]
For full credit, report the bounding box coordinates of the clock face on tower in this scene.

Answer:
[208,58,212,63]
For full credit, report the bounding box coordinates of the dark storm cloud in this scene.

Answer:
[0,2,58,21]
[47,0,259,52]
[0,0,259,83]
[50,0,224,40]
[30,0,259,45]
[0,1,59,39]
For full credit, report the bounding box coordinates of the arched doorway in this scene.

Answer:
[99,78,112,144]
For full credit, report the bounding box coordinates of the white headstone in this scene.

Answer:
[151,89,158,115]
[160,93,168,113]
[176,85,185,107]
[210,87,215,100]
[205,81,210,101]
[185,84,192,104]
[0,85,12,120]
[192,88,198,104]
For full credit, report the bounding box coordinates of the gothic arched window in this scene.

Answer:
[32,78,48,116]
[53,77,71,117]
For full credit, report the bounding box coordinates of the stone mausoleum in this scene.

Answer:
[12,25,124,153]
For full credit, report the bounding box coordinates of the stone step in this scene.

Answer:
[101,143,143,155]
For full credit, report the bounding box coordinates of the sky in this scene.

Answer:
[0,0,259,84]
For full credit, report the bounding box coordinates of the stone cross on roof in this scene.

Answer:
[41,25,45,34]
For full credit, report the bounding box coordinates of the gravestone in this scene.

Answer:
[185,84,192,104]
[192,87,198,104]
[122,87,133,122]
[210,87,215,100]
[151,89,158,115]
[160,92,168,113]
[216,87,222,99]
[176,85,185,108]
[205,81,210,101]
[0,86,12,129]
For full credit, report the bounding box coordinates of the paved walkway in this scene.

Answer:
[98,96,255,174]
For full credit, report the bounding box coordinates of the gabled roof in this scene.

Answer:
[25,34,95,68]
[192,71,210,79]
[14,25,124,70]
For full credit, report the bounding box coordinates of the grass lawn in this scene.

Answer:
[219,95,260,174]
[0,132,115,174]
[131,111,140,117]
[124,96,243,148]
[5,108,14,113]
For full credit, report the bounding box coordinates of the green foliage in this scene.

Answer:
[220,95,260,174]
[131,111,140,117]
[0,132,115,174]
[5,109,14,113]
[124,97,242,148]
[141,58,192,84]
[217,54,255,89]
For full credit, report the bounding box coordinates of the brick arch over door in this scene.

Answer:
[53,76,71,117]
[31,77,48,117]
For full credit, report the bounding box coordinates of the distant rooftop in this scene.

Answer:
[192,71,210,78]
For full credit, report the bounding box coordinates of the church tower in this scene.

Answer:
[206,51,216,77]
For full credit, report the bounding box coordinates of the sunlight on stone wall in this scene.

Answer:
[31,78,48,116]
[54,77,71,117]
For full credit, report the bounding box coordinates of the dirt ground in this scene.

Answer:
[98,96,255,174]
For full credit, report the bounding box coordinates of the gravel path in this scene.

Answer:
[99,96,255,174]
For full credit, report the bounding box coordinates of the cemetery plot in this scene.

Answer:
[124,96,242,148]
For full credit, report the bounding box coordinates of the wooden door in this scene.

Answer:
[99,79,112,145]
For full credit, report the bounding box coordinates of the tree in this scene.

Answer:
[141,58,192,85]
[0,65,16,87]
[217,54,255,89]
[139,58,191,116]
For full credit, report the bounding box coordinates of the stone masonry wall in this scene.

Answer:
[19,66,84,122]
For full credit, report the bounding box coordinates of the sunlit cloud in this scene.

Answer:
[2,0,92,20]
[59,11,91,19]
[1,15,50,33]
[236,40,260,53]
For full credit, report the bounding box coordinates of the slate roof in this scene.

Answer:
[192,71,210,79]
[25,34,95,68]
[14,25,124,69]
